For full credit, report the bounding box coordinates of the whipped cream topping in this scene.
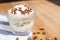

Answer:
[9,4,33,15]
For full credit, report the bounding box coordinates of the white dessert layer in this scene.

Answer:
[10,21,34,32]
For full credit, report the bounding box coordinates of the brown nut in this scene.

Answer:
[16,37,19,40]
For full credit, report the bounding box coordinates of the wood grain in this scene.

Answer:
[0,1,60,40]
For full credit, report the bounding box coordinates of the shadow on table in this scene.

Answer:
[48,0,60,6]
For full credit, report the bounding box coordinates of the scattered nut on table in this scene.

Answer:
[16,37,19,40]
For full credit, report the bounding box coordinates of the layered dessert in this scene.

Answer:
[8,4,35,35]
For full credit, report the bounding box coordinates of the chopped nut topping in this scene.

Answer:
[27,7,32,13]
[19,7,32,14]
[24,7,32,14]
[20,10,25,14]
[25,9,28,13]
[14,11,16,14]
[11,5,32,15]
[13,8,17,11]
[18,7,21,11]
[11,11,13,13]
[11,8,17,14]
[28,7,29,9]
[16,37,19,40]
[27,10,31,14]
[18,7,25,14]
[28,7,32,10]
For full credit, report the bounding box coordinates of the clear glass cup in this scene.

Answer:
[8,5,35,36]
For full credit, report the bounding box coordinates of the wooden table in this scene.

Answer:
[0,1,60,40]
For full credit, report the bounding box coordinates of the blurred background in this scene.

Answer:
[0,0,60,6]
[0,0,60,13]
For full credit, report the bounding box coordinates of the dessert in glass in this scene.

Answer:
[8,4,35,36]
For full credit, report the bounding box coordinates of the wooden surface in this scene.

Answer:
[0,1,60,40]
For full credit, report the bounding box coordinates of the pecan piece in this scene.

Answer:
[37,32,40,34]
[39,28,44,30]
[16,37,19,40]
[33,36,37,40]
